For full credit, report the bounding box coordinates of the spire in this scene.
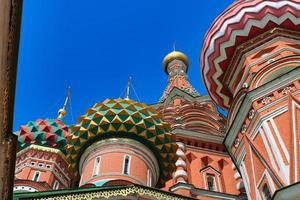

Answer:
[159,50,199,102]
[124,77,132,100]
[57,86,70,119]
[173,41,176,51]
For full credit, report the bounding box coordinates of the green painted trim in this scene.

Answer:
[13,184,194,200]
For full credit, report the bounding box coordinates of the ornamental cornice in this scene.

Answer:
[13,185,194,200]
[225,67,300,155]
[17,144,67,163]
[173,129,224,144]
[225,28,300,92]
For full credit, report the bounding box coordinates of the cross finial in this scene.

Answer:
[173,41,176,51]
[57,86,70,119]
[125,76,132,100]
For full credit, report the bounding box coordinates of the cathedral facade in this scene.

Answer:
[12,0,300,200]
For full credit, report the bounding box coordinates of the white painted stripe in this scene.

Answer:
[259,127,279,174]
[240,161,252,200]
[291,99,300,182]
[263,122,289,184]
[249,146,261,200]
[270,119,290,163]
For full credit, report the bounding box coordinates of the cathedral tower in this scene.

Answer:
[153,50,246,199]
[201,0,300,199]
[14,89,74,192]
[14,118,73,192]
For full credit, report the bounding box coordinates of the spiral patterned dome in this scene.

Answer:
[15,118,70,154]
[66,98,178,184]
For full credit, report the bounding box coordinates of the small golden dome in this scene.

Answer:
[163,50,189,72]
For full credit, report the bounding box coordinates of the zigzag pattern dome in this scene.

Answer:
[15,118,70,154]
[66,98,178,184]
[201,0,300,109]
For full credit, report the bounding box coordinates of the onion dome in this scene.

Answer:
[163,51,189,74]
[201,0,300,110]
[66,98,178,184]
[15,118,70,154]
[160,50,199,102]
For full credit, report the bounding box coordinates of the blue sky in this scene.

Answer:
[14,0,232,129]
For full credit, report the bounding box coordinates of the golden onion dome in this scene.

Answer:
[163,50,189,73]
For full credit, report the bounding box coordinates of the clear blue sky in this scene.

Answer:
[14,0,232,130]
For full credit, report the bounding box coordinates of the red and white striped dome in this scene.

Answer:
[200,0,300,110]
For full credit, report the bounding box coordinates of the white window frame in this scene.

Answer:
[53,180,60,190]
[93,156,101,176]
[206,174,216,191]
[123,155,131,175]
[147,169,152,186]
[32,171,41,182]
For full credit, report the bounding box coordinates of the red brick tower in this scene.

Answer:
[201,0,300,199]
[153,50,246,199]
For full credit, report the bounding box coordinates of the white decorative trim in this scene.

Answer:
[173,128,223,144]
[176,149,186,158]
[14,186,37,192]
[176,142,186,151]
[92,156,101,177]
[234,172,240,180]
[175,160,187,169]
[262,122,289,184]
[249,144,261,200]
[269,119,290,164]
[291,96,300,182]
[174,170,188,180]
[250,106,288,139]
[257,170,276,194]
[259,127,279,174]
[53,180,60,190]
[147,169,152,187]
[240,161,251,200]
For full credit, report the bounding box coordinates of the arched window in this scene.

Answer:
[93,157,101,176]
[262,184,271,200]
[53,180,60,190]
[123,155,130,175]
[207,175,216,191]
[32,171,40,182]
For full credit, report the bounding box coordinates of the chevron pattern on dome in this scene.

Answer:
[15,118,70,154]
[66,98,178,185]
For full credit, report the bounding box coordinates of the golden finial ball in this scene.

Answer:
[162,51,189,73]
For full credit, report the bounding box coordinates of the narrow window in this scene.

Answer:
[53,180,60,190]
[262,184,272,200]
[147,169,152,186]
[207,175,216,191]
[32,171,40,182]
[93,157,101,176]
[123,155,130,175]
